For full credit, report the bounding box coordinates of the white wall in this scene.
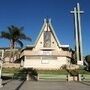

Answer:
[23,56,70,70]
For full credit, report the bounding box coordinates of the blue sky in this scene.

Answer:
[0,0,90,56]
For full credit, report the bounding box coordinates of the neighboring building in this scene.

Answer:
[0,47,20,68]
[0,47,19,62]
[20,19,72,70]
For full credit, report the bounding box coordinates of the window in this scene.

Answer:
[26,56,41,59]
[42,56,57,60]
[44,31,51,47]
[40,42,42,44]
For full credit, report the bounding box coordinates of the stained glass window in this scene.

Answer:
[44,31,51,47]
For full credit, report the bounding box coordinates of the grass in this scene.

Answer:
[2,67,20,74]
[78,69,90,74]
[2,68,90,75]
[2,68,68,80]
[2,68,27,80]
[37,69,68,75]
[1,68,90,80]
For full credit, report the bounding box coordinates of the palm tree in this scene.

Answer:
[0,25,31,62]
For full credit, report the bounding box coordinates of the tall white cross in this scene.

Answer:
[71,3,84,65]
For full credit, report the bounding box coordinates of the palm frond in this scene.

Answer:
[19,33,31,41]
[0,31,11,40]
[16,40,23,48]
[0,25,31,47]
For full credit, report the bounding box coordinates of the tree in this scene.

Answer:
[85,55,90,71]
[0,25,31,62]
[85,55,90,64]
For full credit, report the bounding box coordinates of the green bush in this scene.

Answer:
[85,55,90,64]
[68,69,79,76]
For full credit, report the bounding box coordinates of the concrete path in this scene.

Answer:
[0,80,90,90]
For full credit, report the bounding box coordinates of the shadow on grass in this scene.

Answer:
[2,76,13,86]
[2,75,13,80]
[13,68,38,81]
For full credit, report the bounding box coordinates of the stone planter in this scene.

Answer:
[67,74,80,81]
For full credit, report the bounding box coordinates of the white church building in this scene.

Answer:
[20,19,72,70]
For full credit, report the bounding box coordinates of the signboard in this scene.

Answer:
[39,51,52,55]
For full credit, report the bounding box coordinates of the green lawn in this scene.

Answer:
[37,69,68,75]
[2,68,90,75]
[78,69,90,74]
[2,68,90,80]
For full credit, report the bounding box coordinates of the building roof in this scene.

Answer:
[34,18,61,47]
[23,18,69,50]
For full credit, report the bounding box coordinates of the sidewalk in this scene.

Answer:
[0,80,90,90]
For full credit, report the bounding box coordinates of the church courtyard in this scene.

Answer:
[0,80,90,90]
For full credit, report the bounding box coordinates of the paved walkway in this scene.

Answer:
[0,80,90,90]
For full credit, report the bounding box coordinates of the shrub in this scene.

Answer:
[67,69,79,76]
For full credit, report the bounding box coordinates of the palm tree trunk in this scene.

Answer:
[9,42,12,62]
[13,42,16,62]
[12,41,15,62]
[9,40,14,63]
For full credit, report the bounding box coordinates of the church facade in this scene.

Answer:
[20,19,72,70]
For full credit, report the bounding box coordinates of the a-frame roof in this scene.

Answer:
[25,18,69,49]
[34,18,69,48]
[34,18,61,47]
